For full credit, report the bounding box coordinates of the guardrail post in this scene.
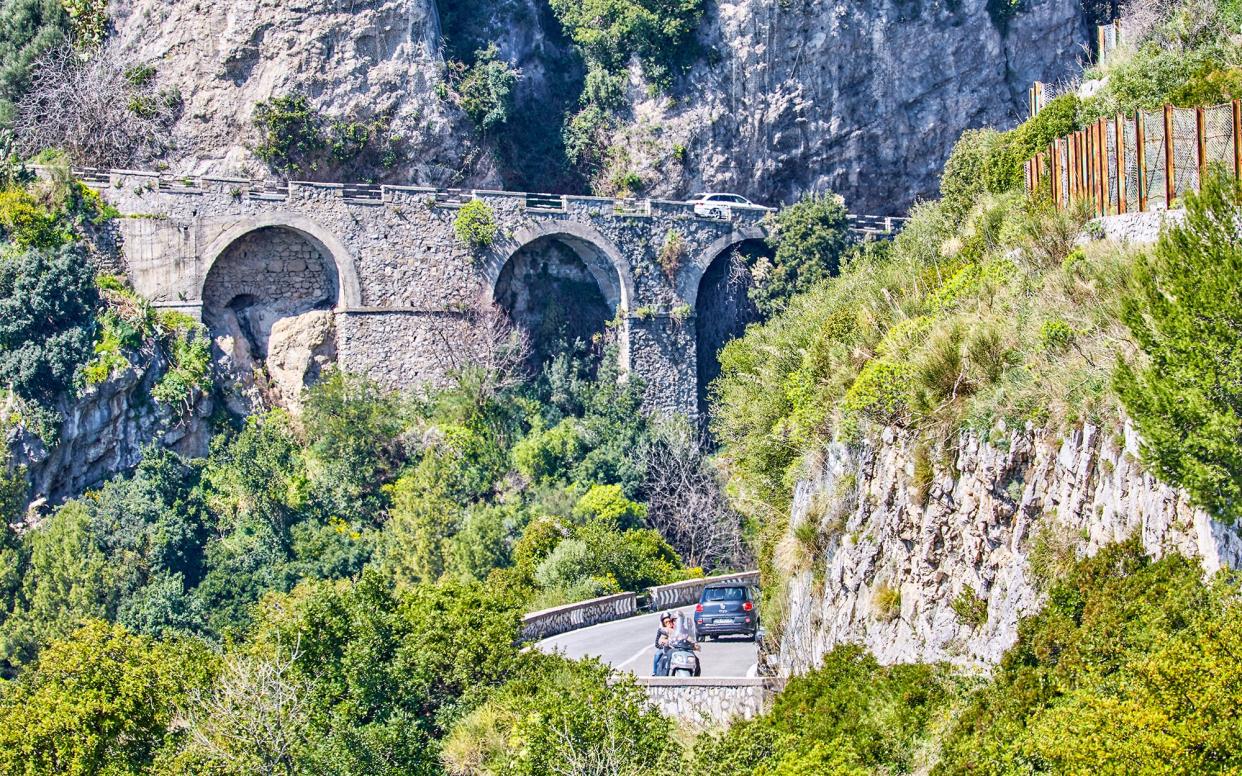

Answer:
[1164,104,1176,208]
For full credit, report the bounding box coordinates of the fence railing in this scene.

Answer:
[1025,100,1242,215]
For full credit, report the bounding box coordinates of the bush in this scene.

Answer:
[951,587,988,628]
[690,644,958,775]
[547,0,705,88]
[442,653,678,775]
[0,244,99,415]
[453,199,497,247]
[455,44,518,132]
[253,93,402,179]
[753,191,853,317]
[1115,172,1242,524]
[0,0,70,125]
[657,228,685,278]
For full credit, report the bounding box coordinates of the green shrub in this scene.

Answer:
[151,315,210,410]
[873,583,902,622]
[0,0,71,125]
[754,191,853,317]
[1038,318,1075,353]
[60,0,107,49]
[252,94,323,174]
[456,44,518,132]
[0,244,99,417]
[1115,172,1242,524]
[547,0,705,88]
[453,199,497,247]
[951,587,988,628]
[690,644,959,775]
[253,94,402,178]
[657,228,685,278]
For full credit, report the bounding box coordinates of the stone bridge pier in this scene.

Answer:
[84,170,771,417]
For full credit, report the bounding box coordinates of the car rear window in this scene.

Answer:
[702,586,746,602]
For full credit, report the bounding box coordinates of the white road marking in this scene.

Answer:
[616,644,653,671]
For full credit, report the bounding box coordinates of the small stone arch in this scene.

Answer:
[199,213,362,309]
[676,225,768,308]
[483,220,634,312]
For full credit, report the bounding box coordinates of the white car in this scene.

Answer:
[689,192,757,220]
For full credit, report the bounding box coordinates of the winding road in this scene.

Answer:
[535,604,759,678]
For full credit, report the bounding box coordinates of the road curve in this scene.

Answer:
[535,604,758,678]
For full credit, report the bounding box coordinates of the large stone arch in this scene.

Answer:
[681,225,769,416]
[484,220,632,371]
[483,220,633,312]
[199,217,353,414]
[676,225,768,308]
[199,213,362,309]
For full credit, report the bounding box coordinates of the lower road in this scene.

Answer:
[535,604,758,678]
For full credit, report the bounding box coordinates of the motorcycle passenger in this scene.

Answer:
[652,612,675,676]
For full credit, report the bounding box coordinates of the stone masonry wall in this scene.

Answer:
[636,677,783,730]
[91,173,768,416]
[202,226,337,318]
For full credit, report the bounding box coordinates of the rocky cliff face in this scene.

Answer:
[107,0,1083,213]
[6,350,211,511]
[775,421,1242,674]
[107,0,494,186]
[624,0,1086,213]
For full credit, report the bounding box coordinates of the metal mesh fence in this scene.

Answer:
[1058,141,1070,205]
[1204,103,1235,173]
[1105,119,1119,213]
[1123,118,1140,212]
[1171,107,1199,200]
[1143,111,1168,210]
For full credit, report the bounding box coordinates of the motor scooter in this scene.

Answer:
[668,638,700,677]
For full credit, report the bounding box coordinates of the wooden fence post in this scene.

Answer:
[1098,119,1109,216]
[1116,114,1127,214]
[1196,105,1207,186]
[1233,99,1241,181]
[1135,110,1147,212]
[1164,104,1176,208]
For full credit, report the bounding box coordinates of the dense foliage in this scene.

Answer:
[252,93,404,180]
[691,645,960,775]
[751,192,854,317]
[0,0,69,125]
[1116,172,1242,523]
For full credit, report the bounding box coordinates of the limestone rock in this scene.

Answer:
[776,422,1242,674]
[107,0,496,186]
[266,310,338,412]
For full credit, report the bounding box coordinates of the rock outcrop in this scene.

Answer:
[107,0,495,186]
[628,0,1087,213]
[775,421,1242,674]
[6,350,211,511]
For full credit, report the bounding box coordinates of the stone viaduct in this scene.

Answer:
[80,168,899,416]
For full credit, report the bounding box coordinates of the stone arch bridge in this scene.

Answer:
[81,169,901,416]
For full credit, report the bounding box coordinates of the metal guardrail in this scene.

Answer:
[521,592,637,641]
[647,571,760,610]
[63,166,904,230]
[525,192,566,211]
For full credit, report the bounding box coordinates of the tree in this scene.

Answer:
[1115,172,1242,523]
[0,243,99,414]
[753,192,854,317]
[0,621,212,776]
[455,44,519,132]
[0,0,70,125]
[13,46,179,166]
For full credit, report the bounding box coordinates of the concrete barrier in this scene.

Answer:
[521,592,637,641]
[635,676,784,729]
[647,570,760,610]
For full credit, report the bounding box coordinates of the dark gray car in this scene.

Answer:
[693,583,759,641]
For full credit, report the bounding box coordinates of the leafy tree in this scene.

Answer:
[0,620,213,776]
[753,192,854,317]
[456,44,518,132]
[0,243,99,415]
[936,540,1242,774]
[441,653,678,775]
[1115,172,1242,523]
[547,0,704,87]
[572,482,646,530]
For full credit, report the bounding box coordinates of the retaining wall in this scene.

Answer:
[520,592,637,641]
[635,677,785,729]
[647,571,761,610]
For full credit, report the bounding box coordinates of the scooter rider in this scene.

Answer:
[652,612,675,676]
[669,611,702,677]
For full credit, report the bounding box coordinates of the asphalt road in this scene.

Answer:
[535,604,758,678]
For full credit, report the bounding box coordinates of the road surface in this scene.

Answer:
[536,604,758,678]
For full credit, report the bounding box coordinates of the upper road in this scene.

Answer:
[535,604,758,678]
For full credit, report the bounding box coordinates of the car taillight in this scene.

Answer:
[742,601,753,611]
[695,604,703,612]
